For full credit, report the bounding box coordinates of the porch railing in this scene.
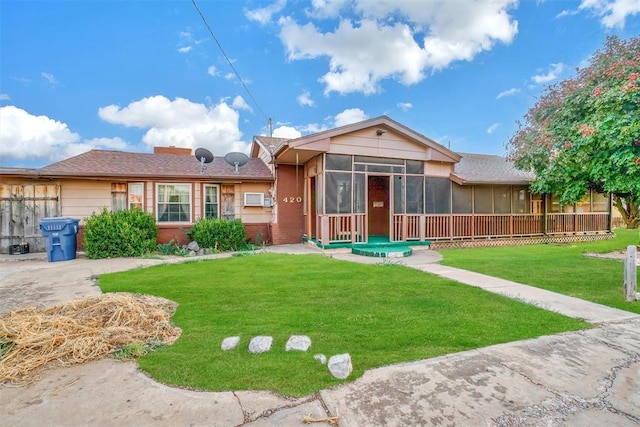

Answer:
[322,212,609,244]
[319,213,366,244]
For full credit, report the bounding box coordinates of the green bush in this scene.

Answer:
[190,218,247,251]
[83,208,157,259]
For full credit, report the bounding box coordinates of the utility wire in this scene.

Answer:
[191,0,269,123]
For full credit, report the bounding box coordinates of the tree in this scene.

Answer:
[507,36,640,228]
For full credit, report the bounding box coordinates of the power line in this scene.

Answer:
[191,0,269,123]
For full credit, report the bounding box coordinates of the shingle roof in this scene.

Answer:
[453,153,535,184]
[37,149,273,181]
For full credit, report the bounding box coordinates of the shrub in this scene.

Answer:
[190,218,247,251]
[83,208,157,259]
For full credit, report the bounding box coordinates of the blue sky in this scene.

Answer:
[1,0,639,167]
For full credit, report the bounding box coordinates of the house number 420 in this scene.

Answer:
[283,196,302,203]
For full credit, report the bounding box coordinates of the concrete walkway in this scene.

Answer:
[1,246,639,426]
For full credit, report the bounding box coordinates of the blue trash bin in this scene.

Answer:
[39,217,80,262]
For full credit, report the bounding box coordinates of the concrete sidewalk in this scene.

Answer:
[1,245,639,426]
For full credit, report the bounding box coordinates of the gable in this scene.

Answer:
[274,116,460,165]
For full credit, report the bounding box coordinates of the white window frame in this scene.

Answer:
[128,182,144,211]
[204,184,220,218]
[244,192,264,207]
[156,183,192,223]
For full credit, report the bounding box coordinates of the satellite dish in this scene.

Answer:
[194,148,214,174]
[224,152,249,174]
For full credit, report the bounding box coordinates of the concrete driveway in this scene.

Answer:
[1,248,639,426]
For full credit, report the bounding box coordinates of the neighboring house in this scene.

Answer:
[0,146,274,253]
[0,116,612,254]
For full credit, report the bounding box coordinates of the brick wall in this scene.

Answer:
[271,164,305,244]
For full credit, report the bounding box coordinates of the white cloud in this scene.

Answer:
[532,63,565,84]
[487,123,500,134]
[98,95,248,155]
[556,9,580,18]
[279,0,518,94]
[207,65,218,76]
[232,95,252,112]
[334,108,368,127]
[397,102,412,111]
[178,46,192,53]
[496,88,520,99]
[272,125,302,138]
[41,72,58,85]
[300,122,329,133]
[297,90,315,107]
[0,94,10,101]
[579,0,640,28]
[246,0,287,25]
[0,106,132,165]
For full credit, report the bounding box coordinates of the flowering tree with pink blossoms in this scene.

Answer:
[507,36,640,228]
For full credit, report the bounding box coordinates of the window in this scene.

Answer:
[128,183,144,211]
[156,184,191,222]
[425,177,451,214]
[325,154,352,171]
[406,176,424,214]
[393,176,405,214]
[204,185,219,218]
[474,186,493,213]
[494,186,511,214]
[592,192,609,212]
[326,172,352,214]
[111,183,126,211]
[512,187,529,214]
[452,183,472,214]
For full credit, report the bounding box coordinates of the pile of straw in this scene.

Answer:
[0,293,182,386]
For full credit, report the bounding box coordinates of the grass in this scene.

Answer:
[99,253,588,397]
[440,228,640,314]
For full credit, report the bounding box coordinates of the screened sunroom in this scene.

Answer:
[306,153,611,247]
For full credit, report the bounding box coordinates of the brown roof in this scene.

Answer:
[37,149,273,181]
[452,153,535,185]
[253,136,289,153]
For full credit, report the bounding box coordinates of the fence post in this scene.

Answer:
[624,245,638,302]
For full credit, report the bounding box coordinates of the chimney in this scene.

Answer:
[154,146,193,156]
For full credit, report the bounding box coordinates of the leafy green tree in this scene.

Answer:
[507,36,640,228]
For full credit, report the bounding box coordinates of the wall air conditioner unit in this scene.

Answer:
[244,192,264,207]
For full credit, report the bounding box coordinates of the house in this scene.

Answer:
[0,146,274,253]
[0,116,611,254]
[253,116,611,247]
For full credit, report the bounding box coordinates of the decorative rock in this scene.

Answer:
[203,248,212,255]
[328,353,352,379]
[221,336,240,351]
[248,336,273,354]
[197,248,205,256]
[187,241,200,252]
[285,335,311,352]
[314,354,327,365]
[189,250,196,257]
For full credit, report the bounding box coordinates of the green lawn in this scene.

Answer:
[440,228,640,314]
[99,253,588,396]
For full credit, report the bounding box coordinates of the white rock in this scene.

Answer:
[248,336,273,354]
[314,354,327,365]
[328,353,352,379]
[187,241,200,251]
[221,336,240,351]
[286,335,311,352]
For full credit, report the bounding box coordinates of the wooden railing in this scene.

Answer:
[320,214,366,244]
[320,212,609,244]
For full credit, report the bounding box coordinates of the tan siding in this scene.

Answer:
[329,128,435,161]
[424,162,453,177]
[239,182,273,223]
[60,180,112,220]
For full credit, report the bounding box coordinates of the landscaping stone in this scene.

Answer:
[187,241,200,252]
[248,336,273,354]
[314,354,327,365]
[221,336,240,351]
[328,353,352,379]
[285,335,311,352]
[203,248,212,255]
[198,249,204,256]
[189,251,197,257]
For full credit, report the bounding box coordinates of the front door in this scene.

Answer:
[367,176,389,237]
